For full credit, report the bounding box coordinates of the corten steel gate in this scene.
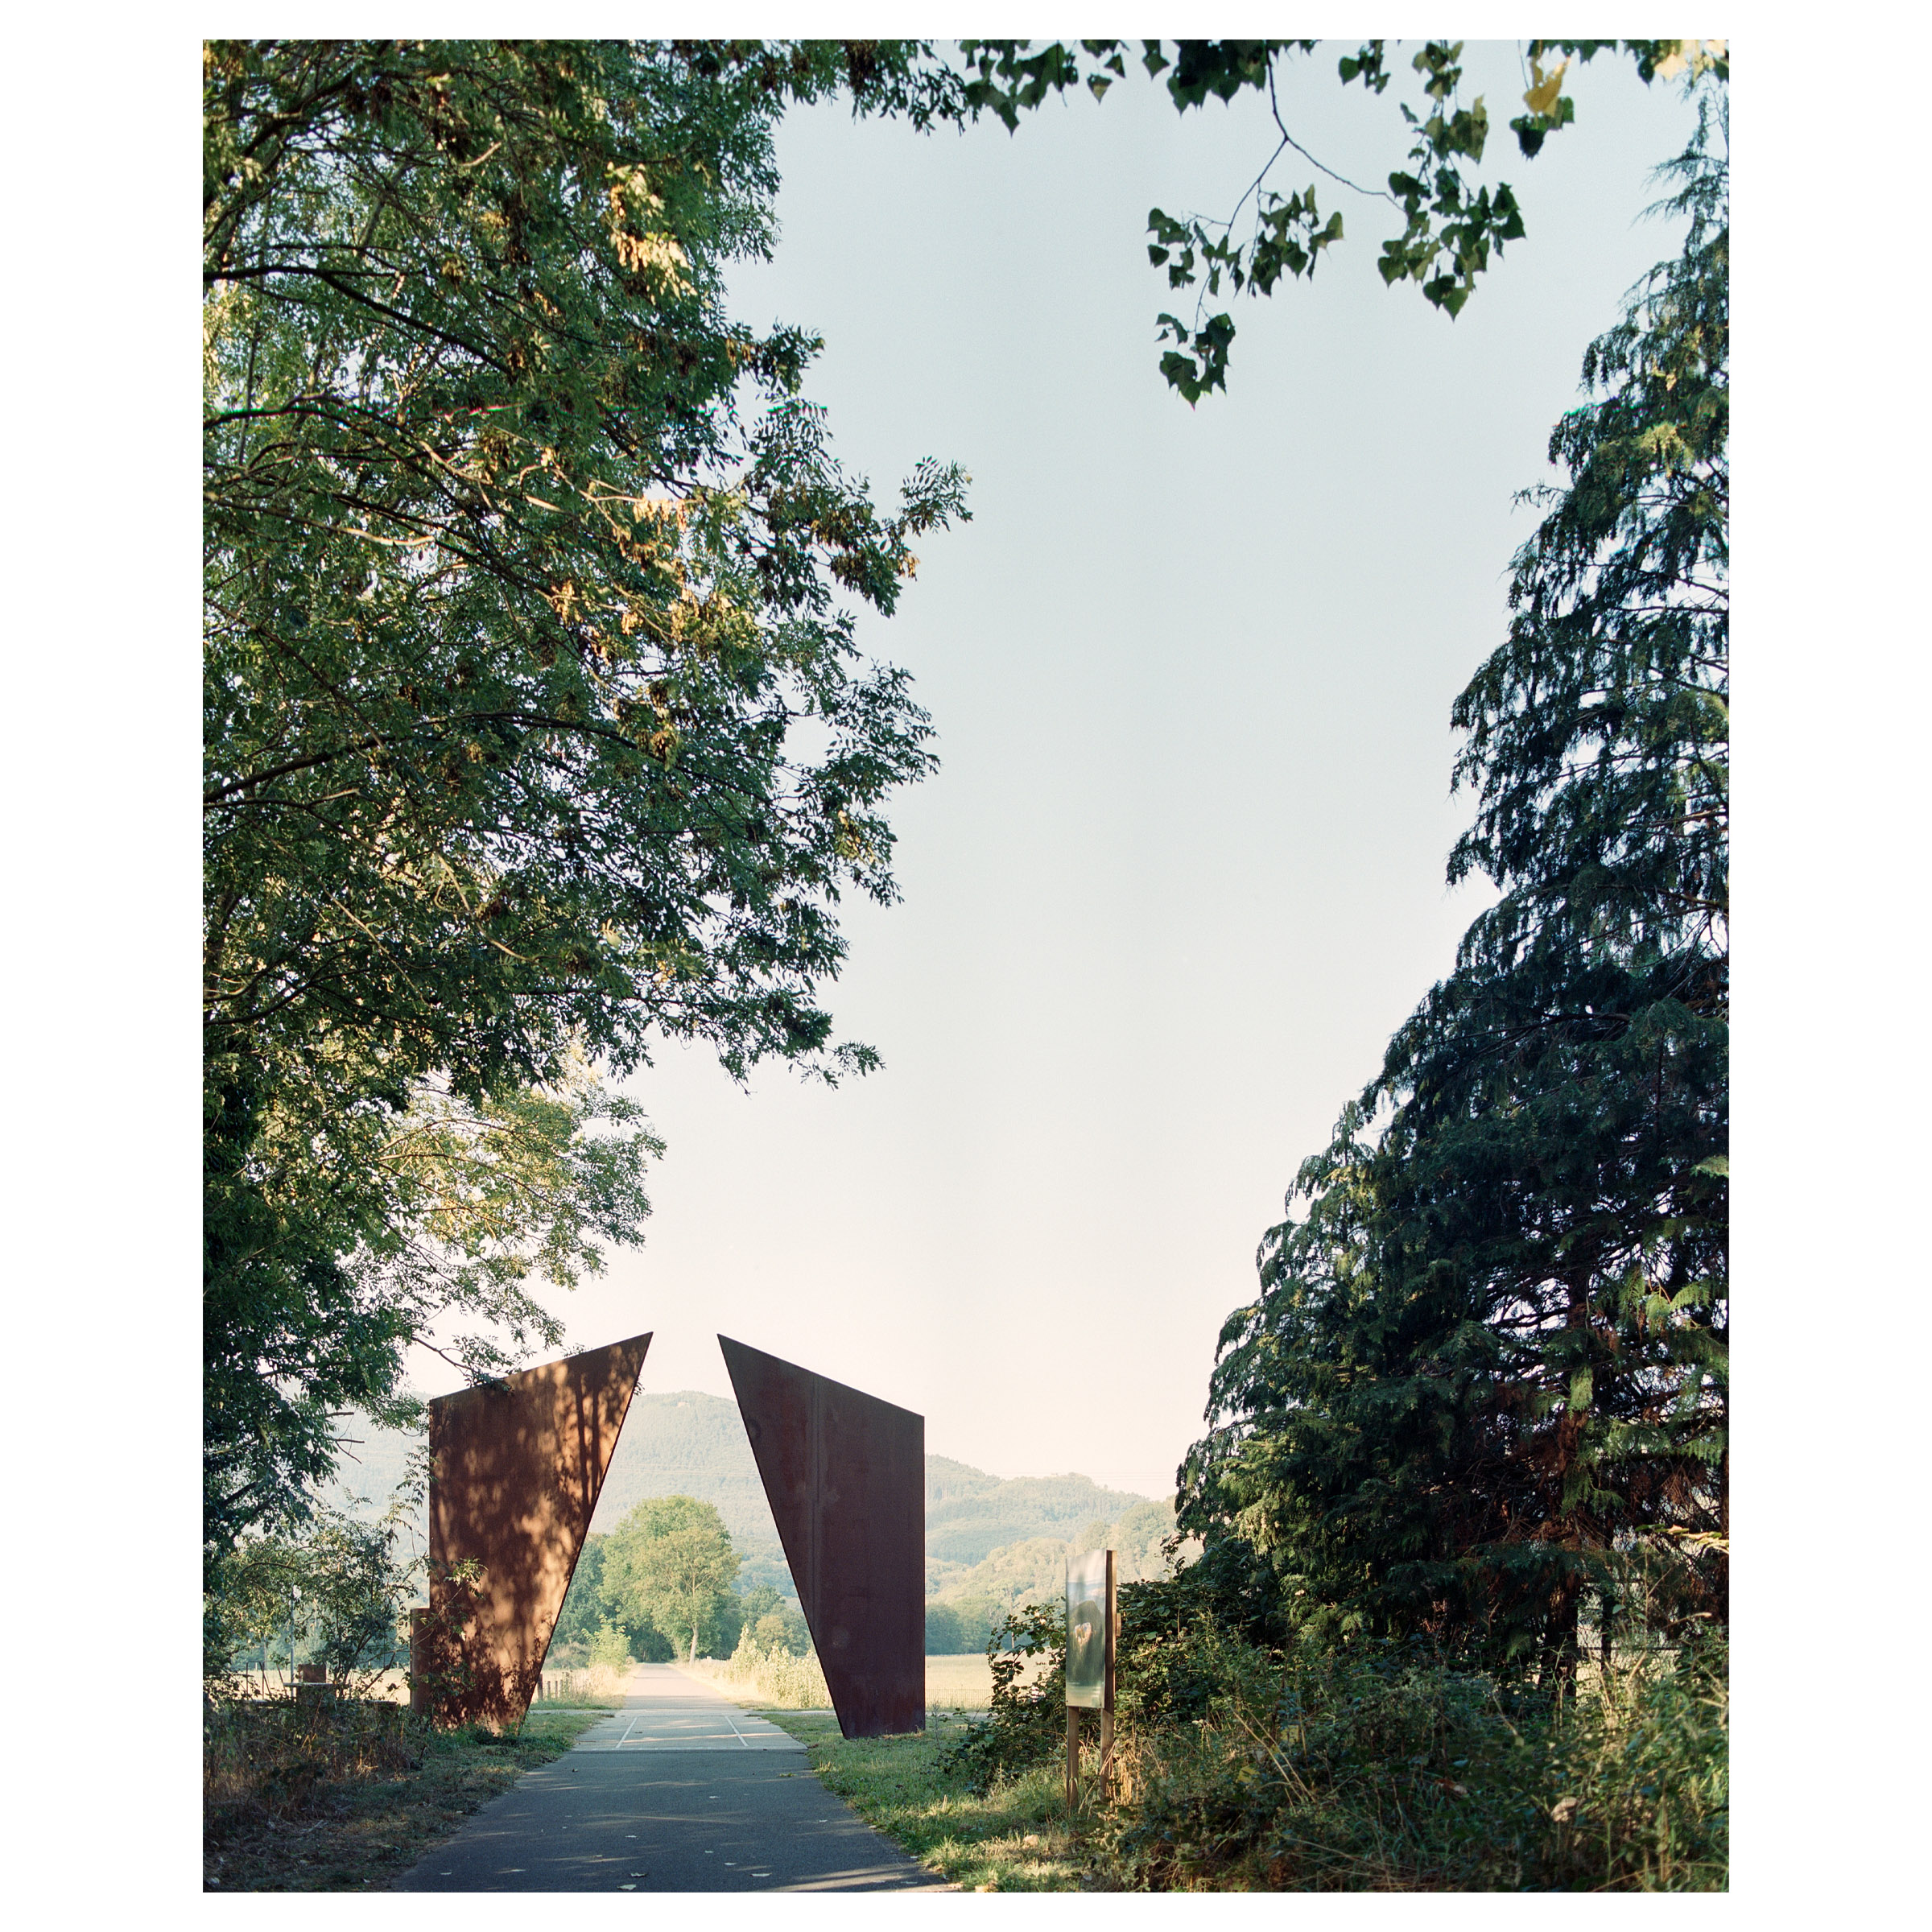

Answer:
[720,1335,925,1738]
[417,1331,651,1728]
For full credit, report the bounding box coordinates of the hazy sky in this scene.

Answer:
[402,48,1707,1496]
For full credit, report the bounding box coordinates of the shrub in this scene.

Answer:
[205,1496,422,1695]
[691,1631,832,1708]
[942,1600,1067,1794]
[1101,1633,1554,1889]
[1095,1629,1727,1891]
[1542,1635,1728,1890]
[929,1532,1726,1891]
[588,1620,634,1671]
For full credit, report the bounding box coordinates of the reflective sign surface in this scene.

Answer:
[1066,1547,1108,1710]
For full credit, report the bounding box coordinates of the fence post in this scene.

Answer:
[409,1608,430,1715]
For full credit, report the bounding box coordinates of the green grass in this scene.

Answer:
[754,1708,1096,1892]
[204,1698,606,1892]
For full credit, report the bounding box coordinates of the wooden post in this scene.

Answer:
[1066,1706,1082,1810]
[1098,1549,1117,1801]
[409,1608,430,1714]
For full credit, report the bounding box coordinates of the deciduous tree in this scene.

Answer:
[203,40,967,1550]
[602,1494,742,1662]
[941,38,1728,398]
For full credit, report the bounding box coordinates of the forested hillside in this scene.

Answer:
[927,1472,1153,1563]
[588,1391,777,1544]
[922,1496,1191,1652]
[324,1389,1166,1620]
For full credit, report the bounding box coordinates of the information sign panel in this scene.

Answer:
[1066,1548,1110,1710]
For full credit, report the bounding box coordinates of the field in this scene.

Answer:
[924,1653,1005,1709]
[688,1651,1046,1713]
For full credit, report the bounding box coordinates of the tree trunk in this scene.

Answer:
[689,1625,699,1665]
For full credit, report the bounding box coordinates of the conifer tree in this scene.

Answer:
[1183,102,1728,1670]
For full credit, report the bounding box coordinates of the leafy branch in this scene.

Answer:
[946,38,1729,402]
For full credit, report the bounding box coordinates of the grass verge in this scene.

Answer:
[753,1708,1096,1892]
[204,1698,605,1892]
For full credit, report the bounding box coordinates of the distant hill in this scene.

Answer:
[927,1472,1154,1565]
[320,1389,1166,1608]
[930,1498,1189,1614]
[926,1455,1002,1506]
[588,1389,775,1543]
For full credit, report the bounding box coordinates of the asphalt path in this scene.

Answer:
[392,1664,948,1893]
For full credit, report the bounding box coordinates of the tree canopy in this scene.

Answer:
[940,38,1728,398]
[202,40,965,1550]
[602,1494,741,1662]
[1180,98,1728,1671]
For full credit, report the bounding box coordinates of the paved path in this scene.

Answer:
[393,1665,947,1893]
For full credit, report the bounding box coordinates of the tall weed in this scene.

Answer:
[1543,1639,1728,1889]
[1096,1629,1727,1891]
[688,1633,832,1708]
[204,1694,420,1827]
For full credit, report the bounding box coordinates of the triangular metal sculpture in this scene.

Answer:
[720,1335,925,1737]
[418,1331,650,1728]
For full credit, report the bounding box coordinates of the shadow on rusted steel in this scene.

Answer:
[419,1331,651,1729]
[719,1335,924,1739]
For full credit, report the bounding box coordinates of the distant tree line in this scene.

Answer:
[550,1495,809,1666]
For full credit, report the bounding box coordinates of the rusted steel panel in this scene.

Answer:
[719,1335,924,1739]
[421,1331,651,1728]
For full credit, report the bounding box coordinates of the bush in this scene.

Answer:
[935,1555,1725,1892]
[942,1538,1288,1796]
[588,1620,634,1672]
[1101,1631,1553,1889]
[1542,1636,1728,1890]
[1095,1628,1727,1891]
[205,1503,419,1695]
[929,1527,1725,1892]
[942,1600,1067,1794]
[689,1631,832,1708]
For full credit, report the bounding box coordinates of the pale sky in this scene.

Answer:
[396,48,1706,1495]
